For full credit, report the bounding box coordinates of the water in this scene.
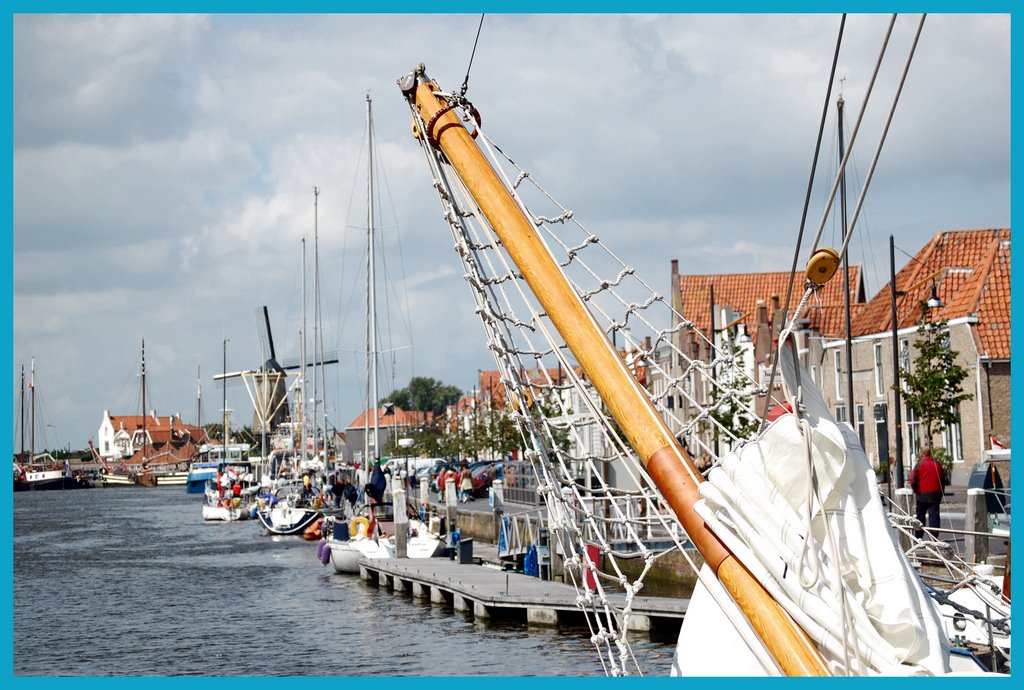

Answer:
[13,487,676,676]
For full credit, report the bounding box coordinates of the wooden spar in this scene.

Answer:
[401,71,829,677]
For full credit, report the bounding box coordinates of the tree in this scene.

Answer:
[899,303,973,450]
[381,376,462,420]
[704,341,759,449]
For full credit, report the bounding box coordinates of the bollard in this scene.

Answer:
[420,476,429,506]
[394,487,408,559]
[896,488,914,552]
[491,479,504,544]
[964,487,988,564]
[445,478,457,554]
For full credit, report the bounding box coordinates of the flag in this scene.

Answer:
[365,462,387,503]
[991,436,1007,450]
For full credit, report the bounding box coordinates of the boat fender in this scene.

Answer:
[320,543,331,565]
[316,538,327,560]
[350,516,370,537]
[805,247,840,285]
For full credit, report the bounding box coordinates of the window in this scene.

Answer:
[906,406,921,459]
[874,343,885,396]
[856,404,865,447]
[810,365,819,387]
[834,405,848,425]
[945,410,964,463]
[874,403,889,467]
[834,350,843,400]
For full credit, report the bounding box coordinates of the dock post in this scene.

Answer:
[395,486,408,558]
[445,477,457,553]
[491,479,504,546]
[964,487,989,564]
[419,476,430,507]
[896,488,914,552]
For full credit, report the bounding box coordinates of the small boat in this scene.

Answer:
[201,487,251,522]
[255,482,324,535]
[13,361,82,491]
[324,499,443,573]
[186,443,252,494]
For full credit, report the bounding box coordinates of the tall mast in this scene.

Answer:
[316,190,329,473]
[19,365,25,459]
[142,339,148,463]
[222,338,228,461]
[196,366,202,438]
[300,237,308,469]
[312,187,320,465]
[366,94,380,468]
[838,96,855,428]
[400,68,828,676]
[29,358,35,461]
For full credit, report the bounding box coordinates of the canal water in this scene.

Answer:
[13,487,677,676]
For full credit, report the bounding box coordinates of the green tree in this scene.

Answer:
[381,376,462,420]
[704,342,759,448]
[899,303,973,449]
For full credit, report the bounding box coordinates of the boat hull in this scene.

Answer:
[256,506,322,535]
[202,503,249,521]
[101,473,136,487]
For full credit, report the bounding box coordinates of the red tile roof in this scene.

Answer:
[345,406,430,430]
[855,229,1010,359]
[678,267,862,338]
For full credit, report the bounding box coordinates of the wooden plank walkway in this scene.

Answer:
[358,556,688,633]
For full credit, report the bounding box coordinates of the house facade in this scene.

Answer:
[96,410,208,468]
[663,228,1009,485]
[816,228,1010,484]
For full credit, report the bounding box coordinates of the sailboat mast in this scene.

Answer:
[222,338,228,462]
[142,339,148,463]
[312,188,320,465]
[29,358,35,461]
[838,96,854,427]
[300,238,308,469]
[19,365,25,459]
[400,69,828,676]
[196,366,202,437]
[366,94,380,466]
[316,191,330,473]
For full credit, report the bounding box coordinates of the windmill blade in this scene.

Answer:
[278,350,341,371]
[255,305,277,361]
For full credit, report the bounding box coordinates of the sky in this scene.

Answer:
[9,12,1011,454]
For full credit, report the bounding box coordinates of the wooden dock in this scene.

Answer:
[358,557,688,634]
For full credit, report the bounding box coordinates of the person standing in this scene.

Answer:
[909,448,944,539]
[460,465,474,503]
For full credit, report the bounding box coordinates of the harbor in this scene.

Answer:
[12,486,678,677]
[12,13,1011,679]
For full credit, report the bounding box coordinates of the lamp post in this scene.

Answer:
[889,235,943,489]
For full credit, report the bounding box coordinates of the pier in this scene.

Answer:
[357,552,688,635]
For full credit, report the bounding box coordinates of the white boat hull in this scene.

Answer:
[326,519,442,574]
[202,503,249,521]
[256,505,321,535]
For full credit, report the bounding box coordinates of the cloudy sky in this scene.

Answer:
[10,13,1010,453]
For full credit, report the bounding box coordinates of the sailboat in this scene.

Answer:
[255,232,327,535]
[325,95,442,573]
[13,359,81,491]
[394,18,1007,676]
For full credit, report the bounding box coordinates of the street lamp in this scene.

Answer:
[889,236,943,489]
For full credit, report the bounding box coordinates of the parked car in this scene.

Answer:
[469,462,503,497]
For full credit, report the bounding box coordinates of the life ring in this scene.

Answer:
[350,516,370,537]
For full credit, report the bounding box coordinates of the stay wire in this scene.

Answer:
[460,14,486,97]
[758,13,846,431]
